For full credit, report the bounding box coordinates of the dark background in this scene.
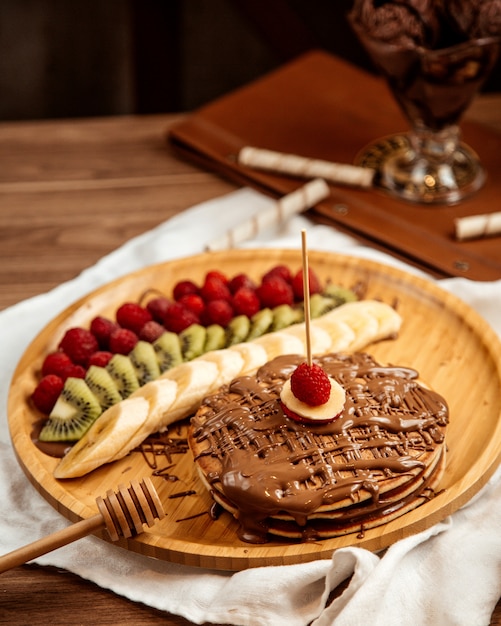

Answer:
[1,0,499,121]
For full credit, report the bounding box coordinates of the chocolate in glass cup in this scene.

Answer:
[349,2,500,204]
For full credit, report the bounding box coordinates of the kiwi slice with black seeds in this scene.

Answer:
[225,315,251,346]
[179,323,207,361]
[85,365,122,409]
[39,377,102,442]
[129,340,161,385]
[247,308,274,340]
[106,353,140,399]
[153,331,183,372]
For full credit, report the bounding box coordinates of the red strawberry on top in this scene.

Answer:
[59,327,99,366]
[281,361,346,424]
[31,374,64,414]
[290,362,331,406]
[116,302,152,335]
[256,275,294,308]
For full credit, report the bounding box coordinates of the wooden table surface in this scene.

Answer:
[1,96,500,625]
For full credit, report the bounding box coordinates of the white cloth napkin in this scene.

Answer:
[1,188,500,626]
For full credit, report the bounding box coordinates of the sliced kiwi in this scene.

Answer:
[179,323,207,361]
[106,353,140,399]
[153,331,183,372]
[247,308,274,340]
[204,324,227,352]
[322,284,358,306]
[309,293,340,318]
[225,315,251,346]
[85,365,122,409]
[39,377,103,442]
[129,340,161,385]
[271,304,302,331]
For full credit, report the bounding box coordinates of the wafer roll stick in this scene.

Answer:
[455,212,501,241]
[238,146,375,188]
[206,178,330,251]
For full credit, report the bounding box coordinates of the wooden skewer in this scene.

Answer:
[0,477,164,574]
[301,229,313,367]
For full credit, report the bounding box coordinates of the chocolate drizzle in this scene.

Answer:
[190,353,448,543]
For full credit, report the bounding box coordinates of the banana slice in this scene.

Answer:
[332,307,380,352]
[200,350,245,386]
[115,377,179,452]
[283,323,332,355]
[228,342,268,374]
[309,316,356,352]
[355,300,402,340]
[54,396,150,479]
[158,359,220,426]
[252,332,305,359]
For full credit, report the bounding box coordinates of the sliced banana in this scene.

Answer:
[228,342,268,374]
[200,349,245,386]
[159,359,220,426]
[283,323,332,355]
[280,377,346,422]
[252,332,305,359]
[117,377,179,450]
[54,396,150,479]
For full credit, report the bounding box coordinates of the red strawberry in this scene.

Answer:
[290,362,331,406]
[201,299,234,327]
[173,280,199,301]
[59,327,99,366]
[256,275,294,308]
[262,265,293,284]
[41,352,73,377]
[232,287,260,317]
[59,363,86,379]
[31,374,64,414]
[146,296,172,323]
[139,320,165,343]
[228,273,256,294]
[109,328,139,355]
[178,293,205,317]
[87,351,114,368]
[200,275,232,302]
[162,302,200,333]
[90,316,119,349]
[116,302,152,334]
[291,268,322,301]
[205,270,228,284]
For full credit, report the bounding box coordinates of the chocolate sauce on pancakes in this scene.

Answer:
[189,353,448,544]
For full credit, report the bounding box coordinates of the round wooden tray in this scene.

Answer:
[8,249,501,571]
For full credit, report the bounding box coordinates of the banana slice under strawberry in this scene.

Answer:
[280,361,346,424]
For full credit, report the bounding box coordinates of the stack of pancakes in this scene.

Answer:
[189,353,448,544]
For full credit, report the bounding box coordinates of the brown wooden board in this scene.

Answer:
[8,249,501,570]
[168,51,501,280]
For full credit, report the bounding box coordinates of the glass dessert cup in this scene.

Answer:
[353,35,500,204]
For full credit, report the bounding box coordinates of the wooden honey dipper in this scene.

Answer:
[0,477,165,574]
